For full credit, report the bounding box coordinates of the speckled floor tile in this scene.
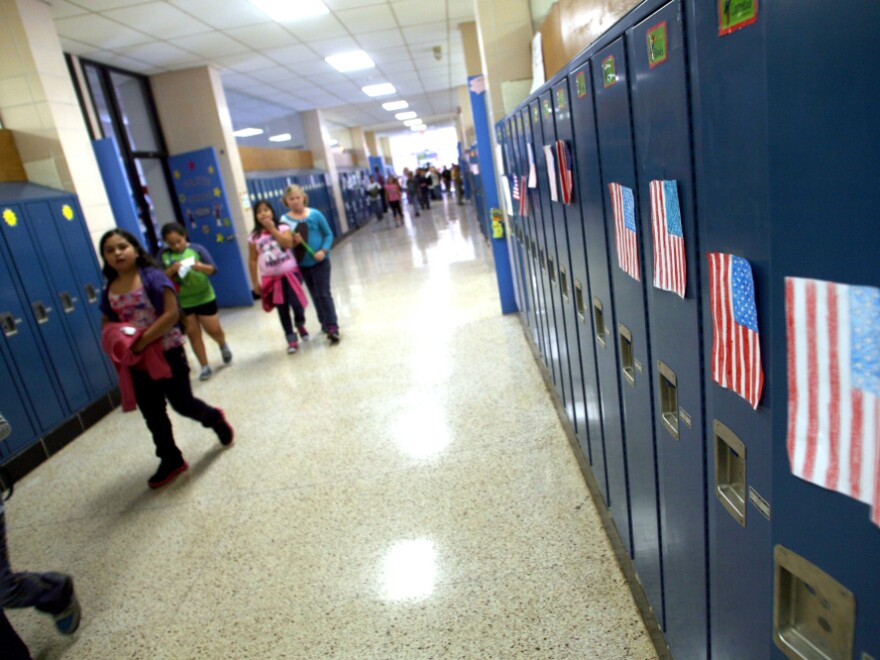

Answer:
[5,200,656,659]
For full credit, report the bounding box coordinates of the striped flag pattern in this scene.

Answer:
[650,180,686,298]
[609,183,640,281]
[786,277,880,526]
[512,175,521,202]
[708,253,763,409]
[556,140,574,204]
[519,176,528,216]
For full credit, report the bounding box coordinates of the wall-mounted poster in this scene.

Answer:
[718,0,758,36]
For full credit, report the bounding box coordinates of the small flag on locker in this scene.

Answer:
[650,180,686,298]
[707,253,763,409]
[556,140,573,205]
[609,183,640,281]
[786,277,880,526]
[527,143,537,188]
[519,176,528,216]
[512,175,521,201]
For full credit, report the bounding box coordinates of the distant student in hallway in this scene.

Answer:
[365,175,383,221]
[248,200,310,354]
[384,175,404,227]
[402,168,420,218]
[158,223,232,381]
[280,184,341,343]
[99,229,234,489]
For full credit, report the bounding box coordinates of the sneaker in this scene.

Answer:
[214,408,234,447]
[53,578,81,635]
[287,341,299,354]
[198,365,213,381]
[148,459,188,488]
[220,343,233,364]
[297,325,310,341]
[327,326,340,344]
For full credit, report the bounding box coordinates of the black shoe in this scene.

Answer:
[214,409,234,447]
[327,326,340,343]
[53,577,81,635]
[148,459,188,488]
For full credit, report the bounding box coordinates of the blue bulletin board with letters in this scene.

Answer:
[167,147,252,307]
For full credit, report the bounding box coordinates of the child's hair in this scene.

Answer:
[161,222,187,240]
[282,183,309,206]
[99,229,156,282]
[251,200,279,237]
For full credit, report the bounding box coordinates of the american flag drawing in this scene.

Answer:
[708,253,763,409]
[786,277,880,526]
[609,183,640,281]
[512,175,521,201]
[650,180,686,298]
[556,140,573,205]
[519,176,528,216]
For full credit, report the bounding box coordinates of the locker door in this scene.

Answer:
[627,3,707,656]
[0,339,38,459]
[0,231,66,435]
[523,107,554,371]
[557,71,608,504]
[514,111,543,353]
[0,204,89,413]
[569,58,631,553]
[499,120,529,324]
[27,200,116,396]
[593,38,664,627]
[537,88,575,423]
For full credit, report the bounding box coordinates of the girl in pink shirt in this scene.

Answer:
[384,176,404,227]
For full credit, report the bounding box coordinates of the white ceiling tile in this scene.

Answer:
[168,31,249,58]
[54,14,153,50]
[87,50,153,72]
[47,0,89,19]
[335,5,397,32]
[448,0,477,20]
[307,36,362,57]
[262,43,317,65]
[221,23,300,49]
[391,1,448,26]
[401,23,450,47]
[104,3,212,39]
[354,28,405,50]
[168,0,270,29]
[248,67,298,83]
[119,41,204,68]
[213,52,278,72]
[59,38,102,57]
[279,13,349,40]
[288,59,333,76]
[66,0,149,10]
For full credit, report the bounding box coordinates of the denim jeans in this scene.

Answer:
[275,275,306,342]
[300,258,338,330]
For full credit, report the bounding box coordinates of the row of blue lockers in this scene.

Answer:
[337,168,372,229]
[493,1,879,659]
[0,183,116,462]
[245,170,341,237]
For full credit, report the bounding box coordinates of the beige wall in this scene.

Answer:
[301,109,348,233]
[0,0,115,251]
[150,66,252,265]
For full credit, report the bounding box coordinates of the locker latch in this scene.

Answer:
[31,301,50,324]
[618,323,635,387]
[84,283,98,303]
[714,420,746,526]
[59,291,75,313]
[593,297,607,347]
[574,280,585,321]
[658,361,679,440]
[548,254,556,284]
[0,312,16,337]
[560,265,569,301]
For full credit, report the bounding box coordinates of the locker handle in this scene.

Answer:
[714,420,746,527]
[548,254,556,284]
[84,283,98,303]
[560,266,569,301]
[574,280,585,321]
[593,297,607,347]
[59,291,75,313]
[618,324,635,387]
[0,312,16,337]
[32,301,50,324]
[539,246,546,272]
[658,360,679,440]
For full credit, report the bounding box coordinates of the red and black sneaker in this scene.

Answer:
[148,459,188,488]
[214,408,234,447]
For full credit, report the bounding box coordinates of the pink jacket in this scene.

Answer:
[260,270,309,313]
[101,323,172,412]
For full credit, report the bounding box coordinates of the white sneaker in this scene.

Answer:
[198,365,213,381]
[220,344,233,364]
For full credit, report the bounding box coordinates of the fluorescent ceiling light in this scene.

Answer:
[395,111,417,120]
[269,133,292,142]
[251,0,328,21]
[325,51,375,73]
[382,100,409,111]
[233,127,264,137]
[410,124,427,131]
[362,83,396,97]
[403,118,423,127]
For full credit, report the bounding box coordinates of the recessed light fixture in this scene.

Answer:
[251,0,328,21]
[362,83,396,97]
[233,127,264,137]
[325,50,375,72]
[395,111,417,120]
[269,133,292,142]
[382,100,409,111]
[403,119,423,127]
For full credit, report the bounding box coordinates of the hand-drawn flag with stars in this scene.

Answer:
[609,183,640,281]
[786,277,880,526]
[708,253,763,408]
[556,140,573,205]
[650,180,686,298]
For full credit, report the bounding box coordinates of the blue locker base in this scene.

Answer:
[515,315,671,659]
[1,389,119,483]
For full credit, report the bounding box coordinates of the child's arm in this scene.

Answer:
[263,219,294,249]
[248,242,260,294]
[191,244,217,275]
[157,249,181,278]
[132,288,179,353]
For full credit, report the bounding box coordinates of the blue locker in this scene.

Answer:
[497,121,529,324]
[555,72,609,504]
[767,2,880,657]
[627,2,708,656]
[686,1,774,656]
[592,38,664,626]
[22,198,116,397]
[0,349,37,462]
[519,108,552,366]
[0,203,90,413]
[536,88,577,425]
[527,99,564,390]
[568,56,631,553]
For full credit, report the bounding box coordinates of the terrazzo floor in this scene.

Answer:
[5,197,658,659]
